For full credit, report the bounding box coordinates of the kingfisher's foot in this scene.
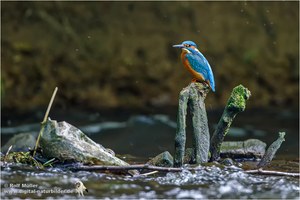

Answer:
[203,81,210,89]
[191,78,206,84]
[191,79,210,90]
[191,78,199,82]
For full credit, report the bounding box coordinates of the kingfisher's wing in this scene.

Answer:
[186,51,215,92]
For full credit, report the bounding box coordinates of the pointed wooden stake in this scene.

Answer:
[33,87,58,157]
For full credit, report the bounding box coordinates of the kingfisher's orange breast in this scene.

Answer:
[180,51,205,82]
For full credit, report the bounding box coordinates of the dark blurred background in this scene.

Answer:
[1,2,299,158]
[2,1,299,111]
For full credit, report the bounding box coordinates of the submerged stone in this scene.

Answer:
[39,118,129,166]
[147,151,173,167]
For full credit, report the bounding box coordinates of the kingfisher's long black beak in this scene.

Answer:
[173,44,184,48]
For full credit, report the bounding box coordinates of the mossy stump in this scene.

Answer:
[210,85,251,161]
[174,82,210,167]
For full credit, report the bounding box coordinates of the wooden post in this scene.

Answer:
[174,82,210,167]
[174,87,189,167]
[257,132,285,168]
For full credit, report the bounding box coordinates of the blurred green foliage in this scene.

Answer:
[1,1,299,111]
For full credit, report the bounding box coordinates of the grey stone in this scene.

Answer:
[220,139,266,159]
[147,151,173,167]
[39,118,129,166]
[2,132,37,153]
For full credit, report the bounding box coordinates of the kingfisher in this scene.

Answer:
[173,40,215,92]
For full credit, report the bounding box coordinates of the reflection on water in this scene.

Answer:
[2,108,298,158]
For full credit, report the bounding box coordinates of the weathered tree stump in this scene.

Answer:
[210,85,251,161]
[174,82,210,167]
[257,132,285,168]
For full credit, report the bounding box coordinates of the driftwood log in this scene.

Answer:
[174,82,210,167]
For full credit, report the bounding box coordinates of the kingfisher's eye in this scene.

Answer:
[184,44,191,47]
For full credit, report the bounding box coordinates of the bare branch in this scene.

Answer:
[33,87,58,157]
[71,164,300,178]
[72,164,185,173]
[245,169,299,177]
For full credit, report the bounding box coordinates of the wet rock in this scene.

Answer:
[184,139,266,162]
[243,139,266,157]
[147,151,173,167]
[105,148,115,156]
[220,139,266,159]
[39,118,129,166]
[2,132,37,153]
[220,158,234,166]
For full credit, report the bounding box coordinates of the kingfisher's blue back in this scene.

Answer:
[173,41,216,92]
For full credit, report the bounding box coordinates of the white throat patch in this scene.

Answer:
[182,48,191,54]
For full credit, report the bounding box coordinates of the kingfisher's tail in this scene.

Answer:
[210,81,215,92]
[206,79,215,92]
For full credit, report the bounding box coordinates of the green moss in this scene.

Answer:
[2,152,44,169]
[227,85,251,112]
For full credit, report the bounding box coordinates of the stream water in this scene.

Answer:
[1,108,299,199]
